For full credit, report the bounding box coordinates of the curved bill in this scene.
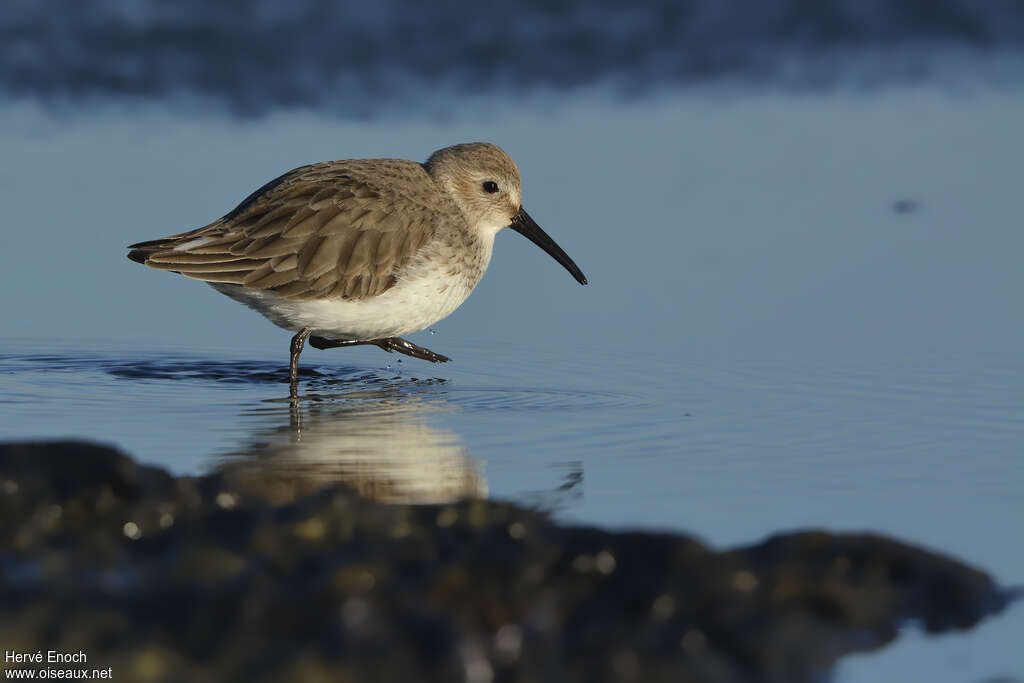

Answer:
[509,208,588,285]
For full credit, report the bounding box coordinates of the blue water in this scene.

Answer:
[1,5,1023,679]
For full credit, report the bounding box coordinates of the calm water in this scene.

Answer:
[1,42,1023,682]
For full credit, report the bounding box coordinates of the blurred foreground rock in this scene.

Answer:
[0,441,1015,683]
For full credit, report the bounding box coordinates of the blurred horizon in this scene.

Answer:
[2,0,1023,117]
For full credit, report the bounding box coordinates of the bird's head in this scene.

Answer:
[425,142,587,285]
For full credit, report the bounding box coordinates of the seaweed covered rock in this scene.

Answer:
[0,441,1015,682]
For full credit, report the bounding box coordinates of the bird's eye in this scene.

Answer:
[482,181,499,194]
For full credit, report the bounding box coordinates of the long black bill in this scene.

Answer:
[509,208,588,285]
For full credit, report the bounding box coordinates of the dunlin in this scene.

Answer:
[128,142,587,396]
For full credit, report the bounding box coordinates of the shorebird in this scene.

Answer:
[127,142,587,396]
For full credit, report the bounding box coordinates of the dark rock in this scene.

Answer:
[0,441,1015,682]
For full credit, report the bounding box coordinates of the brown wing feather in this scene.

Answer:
[127,159,456,301]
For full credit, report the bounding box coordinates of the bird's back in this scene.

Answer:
[128,158,469,302]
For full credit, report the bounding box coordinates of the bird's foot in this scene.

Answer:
[375,337,451,363]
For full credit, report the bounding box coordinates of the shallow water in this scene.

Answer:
[2,84,1023,680]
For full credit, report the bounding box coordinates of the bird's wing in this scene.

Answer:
[127,160,448,301]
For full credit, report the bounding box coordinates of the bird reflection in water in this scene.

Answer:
[216,390,486,505]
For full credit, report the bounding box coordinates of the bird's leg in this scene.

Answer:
[374,337,451,363]
[289,328,313,398]
[308,336,367,350]
[309,335,450,363]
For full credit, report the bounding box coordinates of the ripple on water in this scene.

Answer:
[443,385,649,413]
[3,352,438,391]
[0,350,650,417]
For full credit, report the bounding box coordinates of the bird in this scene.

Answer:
[127,142,587,397]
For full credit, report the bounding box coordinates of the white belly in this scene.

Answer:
[211,257,484,340]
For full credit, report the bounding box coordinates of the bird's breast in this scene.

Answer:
[383,234,493,329]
